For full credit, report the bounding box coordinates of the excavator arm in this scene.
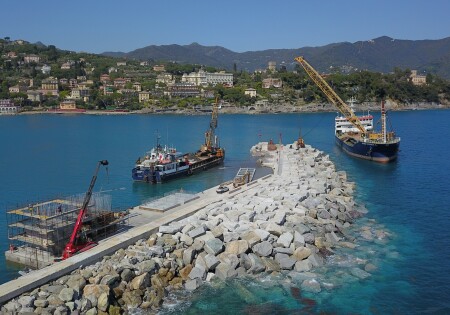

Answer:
[62,160,109,259]
[294,56,367,135]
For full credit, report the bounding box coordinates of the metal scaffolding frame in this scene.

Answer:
[5,193,127,268]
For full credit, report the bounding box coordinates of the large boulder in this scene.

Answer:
[350,267,371,280]
[159,224,182,234]
[130,272,150,290]
[266,223,283,236]
[122,290,142,308]
[204,254,220,271]
[100,274,120,286]
[183,248,196,265]
[66,274,87,292]
[138,260,157,275]
[301,279,321,293]
[188,226,206,238]
[293,247,312,261]
[252,241,273,257]
[225,240,249,255]
[241,230,261,247]
[247,253,265,273]
[83,284,110,307]
[58,288,75,302]
[179,264,193,280]
[188,265,206,280]
[276,232,293,248]
[97,291,110,312]
[215,263,237,280]
[204,238,224,256]
[185,278,202,291]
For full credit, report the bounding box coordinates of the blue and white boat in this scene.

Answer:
[132,99,225,183]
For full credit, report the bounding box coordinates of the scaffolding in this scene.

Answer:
[5,193,128,269]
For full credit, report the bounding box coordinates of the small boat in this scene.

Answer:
[132,142,192,183]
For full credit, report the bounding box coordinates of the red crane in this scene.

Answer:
[62,160,109,260]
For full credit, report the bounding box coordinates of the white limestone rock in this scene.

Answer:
[276,232,293,248]
[252,241,273,257]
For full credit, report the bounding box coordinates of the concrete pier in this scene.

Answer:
[0,179,265,304]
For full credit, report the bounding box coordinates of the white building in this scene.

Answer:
[244,88,257,98]
[182,69,233,87]
[0,99,19,114]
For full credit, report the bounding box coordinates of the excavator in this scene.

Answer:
[62,160,109,260]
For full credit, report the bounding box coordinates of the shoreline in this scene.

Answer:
[12,102,450,116]
[0,141,392,314]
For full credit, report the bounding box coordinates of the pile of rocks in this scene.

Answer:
[2,143,369,314]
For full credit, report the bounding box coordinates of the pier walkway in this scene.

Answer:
[0,175,272,304]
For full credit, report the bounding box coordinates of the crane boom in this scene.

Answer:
[62,160,109,260]
[205,97,219,150]
[294,56,367,135]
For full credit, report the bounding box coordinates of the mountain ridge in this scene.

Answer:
[102,36,450,78]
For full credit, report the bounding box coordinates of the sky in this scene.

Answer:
[1,0,449,54]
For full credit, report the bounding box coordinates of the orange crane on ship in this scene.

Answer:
[198,97,223,157]
[294,56,367,136]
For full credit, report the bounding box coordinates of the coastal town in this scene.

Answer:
[1,38,449,116]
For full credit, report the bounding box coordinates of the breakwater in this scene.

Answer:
[0,142,386,314]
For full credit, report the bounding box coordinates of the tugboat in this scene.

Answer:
[132,99,225,183]
[295,56,400,163]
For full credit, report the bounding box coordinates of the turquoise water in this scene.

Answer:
[1,111,450,314]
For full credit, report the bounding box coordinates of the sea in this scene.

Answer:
[0,110,449,314]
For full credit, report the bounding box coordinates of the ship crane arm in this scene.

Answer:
[205,97,219,150]
[294,56,367,135]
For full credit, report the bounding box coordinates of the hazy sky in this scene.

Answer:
[1,0,449,53]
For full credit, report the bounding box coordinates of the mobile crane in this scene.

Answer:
[62,160,109,260]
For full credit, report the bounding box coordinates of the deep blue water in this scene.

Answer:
[1,110,449,314]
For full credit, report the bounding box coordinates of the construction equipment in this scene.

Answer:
[294,56,400,162]
[62,160,109,260]
[294,56,367,136]
[199,97,220,155]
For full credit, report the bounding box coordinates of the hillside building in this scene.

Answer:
[410,70,426,86]
[165,83,200,98]
[24,54,40,64]
[153,65,166,72]
[0,99,19,114]
[244,88,257,98]
[139,91,151,103]
[59,100,77,110]
[262,78,283,89]
[182,69,233,87]
[268,61,276,72]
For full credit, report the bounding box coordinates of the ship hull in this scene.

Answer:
[132,154,224,183]
[335,135,399,163]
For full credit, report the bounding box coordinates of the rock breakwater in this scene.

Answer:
[2,142,387,314]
